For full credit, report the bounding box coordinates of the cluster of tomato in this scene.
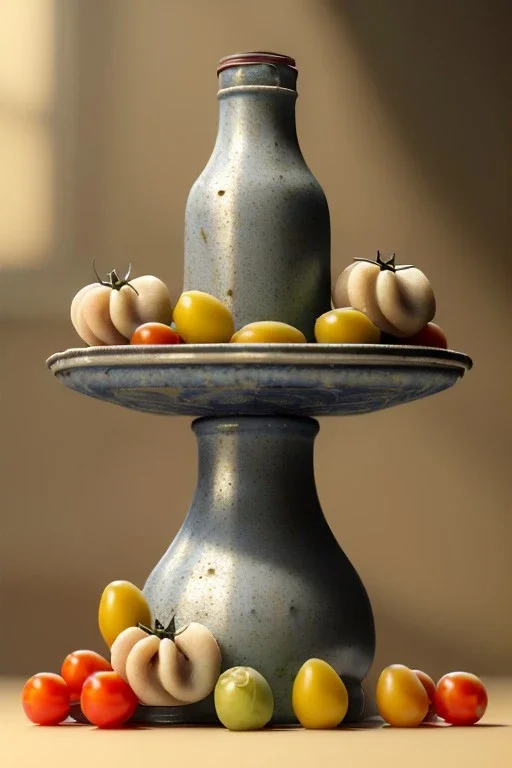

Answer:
[21,651,136,728]
[376,664,488,727]
[71,255,448,350]
[22,654,488,732]
[21,581,149,728]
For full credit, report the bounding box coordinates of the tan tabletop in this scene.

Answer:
[1,677,511,768]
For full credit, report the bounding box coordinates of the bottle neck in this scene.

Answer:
[214,62,300,153]
[215,87,299,152]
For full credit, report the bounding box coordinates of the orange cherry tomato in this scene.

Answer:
[130,322,182,345]
[376,664,429,727]
[435,672,487,726]
[80,671,138,728]
[401,322,448,349]
[22,672,70,725]
[413,669,437,721]
[61,650,112,702]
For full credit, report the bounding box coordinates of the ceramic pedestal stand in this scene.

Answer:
[47,343,472,724]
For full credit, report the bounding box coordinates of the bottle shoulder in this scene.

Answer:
[186,154,329,209]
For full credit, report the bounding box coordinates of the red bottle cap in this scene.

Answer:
[217,51,297,75]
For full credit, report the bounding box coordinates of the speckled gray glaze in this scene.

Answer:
[183,60,331,341]
[143,416,373,724]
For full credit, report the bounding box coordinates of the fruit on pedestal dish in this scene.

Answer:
[332,251,436,337]
[314,308,381,344]
[231,320,306,343]
[71,263,173,345]
[130,322,183,345]
[69,255,446,349]
[173,290,234,343]
[399,322,448,349]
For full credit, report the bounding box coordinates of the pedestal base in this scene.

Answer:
[141,416,374,724]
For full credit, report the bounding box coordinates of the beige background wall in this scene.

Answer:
[1,0,510,688]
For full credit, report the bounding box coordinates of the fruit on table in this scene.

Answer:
[111,626,182,706]
[21,672,70,725]
[130,322,182,345]
[400,322,448,349]
[376,664,429,726]
[435,672,488,725]
[98,580,152,649]
[110,617,222,706]
[332,251,436,337]
[61,650,112,702]
[80,670,138,728]
[413,669,437,721]
[71,263,173,345]
[292,658,349,729]
[214,666,274,730]
[230,321,306,344]
[314,308,381,344]
[173,290,234,343]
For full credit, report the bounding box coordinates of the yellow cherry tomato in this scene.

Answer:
[173,290,234,343]
[376,664,429,727]
[98,580,151,649]
[292,658,349,729]
[314,308,381,344]
[231,321,306,344]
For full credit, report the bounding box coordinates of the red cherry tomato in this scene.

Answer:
[22,672,70,725]
[80,671,138,728]
[61,650,112,702]
[401,322,448,349]
[435,672,488,726]
[130,322,182,345]
[413,669,436,721]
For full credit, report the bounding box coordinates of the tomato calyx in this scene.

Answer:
[138,616,189,641]
[354,250,412,273]
[92,259,139,295]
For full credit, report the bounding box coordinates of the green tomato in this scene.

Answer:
[173,290,234,343]
[214,667,274,730]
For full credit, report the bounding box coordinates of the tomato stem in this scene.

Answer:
[138,615,178,641]
[354,251,413,272]
[92,258,139,295]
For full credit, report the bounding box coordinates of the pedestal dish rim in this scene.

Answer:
[46,344,473,375]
